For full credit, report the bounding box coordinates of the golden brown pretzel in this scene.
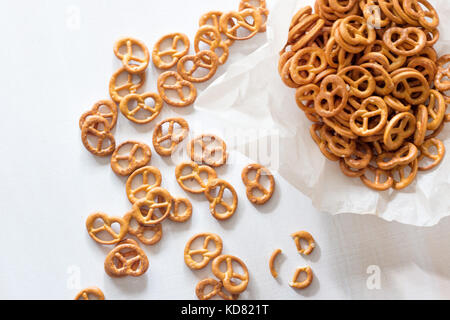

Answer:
[168,197,192,223]
[314,74,348,118]
[220,9,262,40]
[383,27,426,56]
[295,84,320,115]
[392,158,418,190]
[195,278,222,300]
[212,255,249,294]
[418,138,445,171]
[74,287,105,300]
[435,55,450,92]
[109,65,146,103]
[187,134,227,167]
[414,104,428,146]
[175,161,218,194]
[291,231,316,255]
[152,33,190,70]
[113,37,149,74]
[104,239,149,277]
[344,141,372,170]
[338,66,376,99]
[110,141,152,176]
[289,266,313,289]
[177,51,219,83]
[199,11,235,47]
[241,163,275,205]
[290,47,327,85]
[383,112,416,151]
[119,92,163,124]
[204,179,238,221]
[131,187,172,226]
[364,40,407,72]
[152,117,189,157]
[360,165,394,191]
[425,90,446,131]
[85,212,130,245]
[239,0,269,32]
[157,71,197,107]
[350,96,388,137]
[184,232,223,270]
[194,26,230,65]
[391,70,430,105]
[79,100,118,130]
[376,142,418,170]
[81,116,116,157]
[402,0,439,30]
[125,166,162,204]
[339,15,376,46]
[128,217,163,246]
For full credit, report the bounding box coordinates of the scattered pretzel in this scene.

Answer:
[104,239,149,277]
[74,287,105,300]
[269,249,282,279]
[109,65,146,103]
[110,141,152,176]
[85,212,130,245]
[241,164,275,205]
[152,117,189,157]
[168,197,193,223]
[125,166,162,204]
[187,134,228,167]
[184,232,223,270]
[212,254,249,294]
[204,179,238,220]
[113,37,150,74]
[119,92,163,124]
[177,51,219,83]
[81,116,116,157]
[131,187,172,226]
[289,266,313,289]
[128,217,163,246]
[291,231,316,255]
[157,71,197,107]
[152,33,190,69]
[79,100,117,130]
[175,161,218,194]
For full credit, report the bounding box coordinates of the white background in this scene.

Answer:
[1,0,450,300]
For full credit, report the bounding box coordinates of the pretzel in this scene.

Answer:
[125,166,162,204]
[79,100,117,130]
[339,158,366,177]
[339,15,375,46]
[128,216,163,246]
[364,40,407,72]
[295,84,320,114]
[360,165,394,191]
[187,134,227,167]
[131,187,172,226]
[407,57,437,87]
[168,197,192,223]
[383,112,416,151]
[110,141,151,176]
[239,0,269,32]
[219,9,262,41]
[288,14,325,52]
[321,125,356,158]
[289,6,313,30]
[350,96,388,137]
[175,161,218,194]
[177,51,219,83]
[291,231,316,255]
[289,47,327,85]
[199,11,235,47]
[184,232,223,270]
[81,116,116,157]
[74,287,105,300]
[194,26,230,65]
[195,278,222,300]
[157,71,197,107]
[392,158,418,190]
[212,255,249,294]
[435,55,450,92]
[113,37,149,74]
[426,90,446,131]
[314,75,348,118]
[418,138,445,171]
[269,249,282,279]
[289,266,313,289]
[414,104,428,146]
[152,118,189,157]
[383,27,426,56]
[403,0,439,30]
[85,212,130,245]
[376,142,418,170]
[360,63,394,96]
[152,33,189,70]
[241,164,275,205]
[104,239,149,277]
[204,179,238,221]
[109,65,146,103]
[391,70,430,105]
[119,92,163,124]
[344,141,372,170]
[338,66,375,99]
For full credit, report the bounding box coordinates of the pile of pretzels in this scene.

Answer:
[279,0,449,191]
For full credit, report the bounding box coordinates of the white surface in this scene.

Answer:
[1,0,450,300]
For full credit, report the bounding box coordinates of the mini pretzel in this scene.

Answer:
[220,9,262,40]
[403,0,439,30]
[113,37,149,74]
[194,26,230,65]
[184,232,223,270]
[125,166,162,204]
[339,159,366,177]
[110,141,151,176]
[131,187,172,226]
[314,75,348,118]
[360,165,394,191]
[74,287,105,300]
[391,70,430,105]
[376,142,418,170]
[295,84,320,115]
[81,116,116,157]
[104,240,149,277]
[414,104,428,146]
[204,179,238,221]
[199,11,235,47]
[392,158,418,190]
[241,164,275,205]
[239,0,269,32]
[344,141,372,170]
[426,90,446,131]
[195,278,222,300]
[79,100,118,130]
[128,217,163,246]
[175,161,218,194]
[289,47,327,85]
[85,212,129,245]
[187,134,227,167]
[212,255,249,294]
[269,249,282,278]
[177,51,219,83]
[350,96,388,137]
[157,71,197,107]
[364,40,406,72]
[168,197,192,223]
[289,266,313,289]
[291,231,316,255]
[338,66,376,99]
[109,65,146,103]
[360,62,394,96]
[152,118,189,157]
[418,138,445,171]
[435,55,450,92]
[152,33,190,70]
[383,27,426,57]
[383,112,416,151]
[119,93,163,124]
[339,15,375,46]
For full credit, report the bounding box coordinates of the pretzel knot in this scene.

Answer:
[110,141,152,176]
[119,93,163,124]
[204,179,238,220]
[81,116,116,157]
[126,166,162,204]
[211,255,249,295]
[85,212,130,245]
[104,240,149,277]
[152,33,190,69]
[109,65,146,103]
[113,37,149,74]
[241,164,275,205]
[157,71,197,107]
[74,287,105,300]
[175,161,218,194]
[152,118,189,156]
[187,134,227,167]
[177,51,219,83]
[220,9,262,40]
[184,233,223,270]
[131,187,172,226]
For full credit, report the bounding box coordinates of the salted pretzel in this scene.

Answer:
[110,141,151,176]
[392,158,418,190]
[204,179,238,220]
[269,249,282,278]
[383,27,426,56]
[113,37,149,74]
[109,65,146,103]
[344,141,372,170]
[212,255,249,295]
[339,15,375,46]
[376,142,418,170]
[175,161,218,194]
[289,47,327,85]
[364,40,407,72]
[350,96,388,137]
[360,165,394,191]
[194,25,230,65]
[184,232,223,270]
[81,116,116,157]
[195,278,223,300]
[152,117,189,156]
[383,112,416,151]
[177,51,219,83]
[220,9,262,40]
[187,134,227,167]
[74,287,105,300]
[339,159,366,177]
[128,217,163,246]
[287,14,325,52]
[79,100,117,130]
[104,239,149,277]
[199,11,235,47]
[295,83,320,115]
[241,164,275,205]
[418,138,445,171]
[414,104,428,146]
[435,55,450,92]
[402,0,439,30]
[338,66,376,99]
[426,90,446,131]
[289,266,313,289]
[152,33,190,70]
[391,70,429,105]
[131,187,172,226]
[125,166,162,204]
[291,231,316,255]
[85,212,130,245]
[314,74,348,118]
[119,93,163,124]
[360,63,394,96]
[157,71,197,107]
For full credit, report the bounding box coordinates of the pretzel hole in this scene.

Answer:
[200,283,217,297]
[141,227,158,240]
[93,218,106,228]
[94,230,115,242]
[174,201,187,216]
[221,188,234,204]
[110,222,121,234]
[84,293,102,300]
[128,217,140,232]
[250,186,264,198]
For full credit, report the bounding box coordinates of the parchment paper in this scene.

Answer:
[195,0,450,226]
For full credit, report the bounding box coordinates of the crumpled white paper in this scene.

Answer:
[195,0,450,226]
